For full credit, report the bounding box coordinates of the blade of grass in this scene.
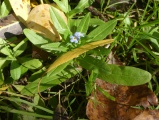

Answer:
[0,106,52,119]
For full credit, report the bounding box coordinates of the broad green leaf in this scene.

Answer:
[33,94,45,109]
[23,29,51,46]
[25,29,67,53]
[89,18,105,26]
[50,6,70,35]
[20,65,28,76]
[13,38,28,57]
[27,68,45,82]
[68,18,80,32]
[12,85,24,92]
[53,0,69,13]
[68,18,105,32]
[69,9,83,17]
[69,0,94,16]
[33,94,41,105]
[0,58,10,69]
[46,39,114,73]
[41,42,68,52]
[79,56,152,86]
[10,61,21,80]
[0,45,12,56]
[21,67,81,96]
[0,38,13,56]
[75,0,93,9]
[18,57,42,69]
[88,47,111,57]
[88,20,117,41]
[77,12,90,33]
[5,37,18,47]
[0,0,12,18]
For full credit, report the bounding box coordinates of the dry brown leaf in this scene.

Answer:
[86,78,159,120]
[115,84,158,108]
[27,4,67,42]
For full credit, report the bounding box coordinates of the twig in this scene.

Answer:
[87,6,108,22]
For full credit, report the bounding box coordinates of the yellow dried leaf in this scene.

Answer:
[30,0,38,8]
[27,4,67,42]
[0,86,8,94]
[9,0,30,25]
[47,39,114,73]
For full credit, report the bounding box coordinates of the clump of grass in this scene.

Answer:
[0,0,159,120]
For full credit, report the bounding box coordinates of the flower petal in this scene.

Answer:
[74,32,84,39]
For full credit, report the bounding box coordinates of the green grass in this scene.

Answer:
[0,0,159,119]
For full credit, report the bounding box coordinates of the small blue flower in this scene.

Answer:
[74,32,84,40]
[70,32,84,43]
[70,35,78,43]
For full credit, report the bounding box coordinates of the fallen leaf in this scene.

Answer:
[115,84,158,108]
[9,0,30,25]
[0,14,25,39]
[86,78,159,120]
[133,111,159,120]
[27,4,67,42]
[0,86,9,94]
[47,39,114,73]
